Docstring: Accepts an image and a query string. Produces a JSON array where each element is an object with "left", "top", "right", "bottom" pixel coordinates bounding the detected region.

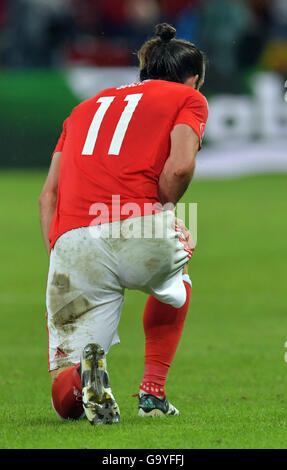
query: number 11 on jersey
[{"left": 82, "top": 93, "right": 143, "bottom": 156}]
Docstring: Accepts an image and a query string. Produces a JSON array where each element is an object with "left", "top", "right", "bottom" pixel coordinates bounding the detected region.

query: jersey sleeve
[
  {"left": 173, "top": 91, "right": 208, "bottom": 149},
  {"left": 52, "top": 117, "right": 69, "bottom": 156}
]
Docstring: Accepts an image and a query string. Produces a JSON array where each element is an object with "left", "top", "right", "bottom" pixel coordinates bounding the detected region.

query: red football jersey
[{"left": 49, "top": 79, "right": 208, "bottom": 249}]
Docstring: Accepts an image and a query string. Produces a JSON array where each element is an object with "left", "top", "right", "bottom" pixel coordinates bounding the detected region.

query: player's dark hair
[{"left": 138, "top": 23, "right": 206, "bottom": 89}]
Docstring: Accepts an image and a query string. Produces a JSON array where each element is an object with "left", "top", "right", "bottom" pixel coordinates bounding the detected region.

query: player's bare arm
[
  {"left": 158, "top": 123, "right": 199, "bottom": 206},
  {"left": 160, "top": 124, "right": 198, "bottom": 273},
  {"left": 39, "top": 151, "right": 61, "bottom": 254}
]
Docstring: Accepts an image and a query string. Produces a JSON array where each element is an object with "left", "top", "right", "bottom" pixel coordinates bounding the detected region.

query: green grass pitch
[{"left": 0, "top": 170, "right": 286, "bottom": 449}]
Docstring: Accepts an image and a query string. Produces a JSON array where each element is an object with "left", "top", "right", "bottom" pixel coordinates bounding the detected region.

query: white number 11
[{"left": 82, "top": 93, "right": 143, "bottom": 156}]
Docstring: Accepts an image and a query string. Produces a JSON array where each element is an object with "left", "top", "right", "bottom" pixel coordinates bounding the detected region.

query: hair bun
[{"left": 155, "top": 23, "right": 176, "bottom": 43}]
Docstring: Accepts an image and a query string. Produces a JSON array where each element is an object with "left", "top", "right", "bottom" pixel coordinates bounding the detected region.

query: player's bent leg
[
  {"left": 46, "top": 227, "right": 125, "bottom": 423},
  {"left": 113, "top": 212, "right": 192, "bottom": 416},
  {"left": 138, "top": 275, "right": 192, "bottom": 417}
]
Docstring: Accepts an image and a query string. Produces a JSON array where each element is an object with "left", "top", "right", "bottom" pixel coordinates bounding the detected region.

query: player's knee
[{"left": 51, "top": 366, "right": 83, "bottom": 420}]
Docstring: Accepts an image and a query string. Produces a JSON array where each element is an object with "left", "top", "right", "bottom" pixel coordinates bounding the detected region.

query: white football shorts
[{"left": 46, "top": 210, "right": 192, "bottom": 371}]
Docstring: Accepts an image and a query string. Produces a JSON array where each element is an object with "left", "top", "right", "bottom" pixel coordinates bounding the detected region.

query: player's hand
[{"left": 175, "top": 217, "right": 195, "bottom": 254}]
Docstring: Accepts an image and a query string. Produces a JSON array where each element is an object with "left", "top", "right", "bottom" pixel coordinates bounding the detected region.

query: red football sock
[
  {"left": 51, "top": 363, "right": 83, "bottom": 420},
  {"left": 141, "top": 281, "right": 191, "bottom": 397}
]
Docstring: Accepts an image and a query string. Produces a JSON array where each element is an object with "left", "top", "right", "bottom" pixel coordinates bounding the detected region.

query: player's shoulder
[
  {"left": 148, "top": 79, "right": 207, "bottom": 104},
  {"left": 176, "top": 83, "right": 208, "bottom": 107},
  {"left": 176, "top": 84, "right": 208, "bottom": 117}
]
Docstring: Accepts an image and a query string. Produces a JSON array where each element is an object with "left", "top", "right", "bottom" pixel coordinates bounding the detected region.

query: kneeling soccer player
[{"left": 39, "top": 23, "right": 208, "bottom": 424}]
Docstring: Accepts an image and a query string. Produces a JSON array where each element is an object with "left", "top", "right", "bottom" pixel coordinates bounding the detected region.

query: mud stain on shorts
[
  {"left": 52, "top": 272, "right": 70, "bottom": 292},
  {"left": 54, "top": 344, "right": 75, "bottom": 369},
  {"left": 53, "top": 295, "right": 93, "bottom": 333},
  {"left": 51, "top": 273, "right": 94, "bottom": 334},
  {"left": 144, "top": 257, "right": 160, "bottom": 271}
]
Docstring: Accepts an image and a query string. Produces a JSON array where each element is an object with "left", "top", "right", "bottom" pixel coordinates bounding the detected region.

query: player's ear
[{"left": 184, "top": 75, "right": 199, "bottom": 89}]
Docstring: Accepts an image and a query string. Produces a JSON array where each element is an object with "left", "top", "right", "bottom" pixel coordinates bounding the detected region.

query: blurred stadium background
[
  {"left": 1, "top": 0, "right": 287, "bottom": 449},
  {"left": 0, "top": 0, "right": 286, "bottom": 172}
]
